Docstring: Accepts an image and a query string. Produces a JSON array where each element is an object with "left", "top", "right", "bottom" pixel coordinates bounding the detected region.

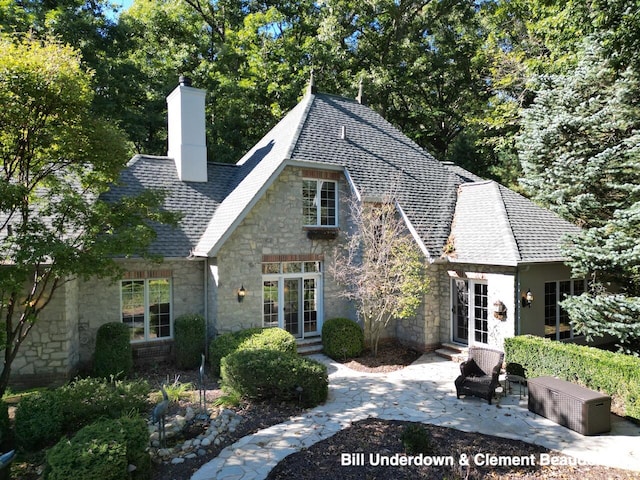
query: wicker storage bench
[{"left": 528, "top": 376, "right": 611, "bottom": 435}]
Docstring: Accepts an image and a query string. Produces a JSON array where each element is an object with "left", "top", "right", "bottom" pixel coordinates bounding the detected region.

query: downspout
[{"left": 204, "top": 257, "right": 209, "bottom": 358}]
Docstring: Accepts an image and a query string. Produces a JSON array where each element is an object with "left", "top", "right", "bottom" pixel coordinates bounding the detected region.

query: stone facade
[
  {"left": 76, "top": 259, "right": 206, "bottom": 369},
  {"left": 11, "top": 278, "right": 80, "bottom": 389},
  {"left": 213, "top": 165, "right": 354, "bottom": 335}
]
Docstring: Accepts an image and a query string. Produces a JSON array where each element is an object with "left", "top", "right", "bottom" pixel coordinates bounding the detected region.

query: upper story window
[
  {"left": 544, "top": 279, "right": 586, "bottom": 340},
  {"left": 303, "top": 179, "right": 337, "bottom": 227},
  {"left": 121, "top": 276, "right": 172, "bottom": 342}
]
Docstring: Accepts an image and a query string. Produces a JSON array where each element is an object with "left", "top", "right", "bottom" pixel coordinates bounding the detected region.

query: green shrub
[
  {"left": 56, "top": 377, "right": 151, "bottom": 432},
  {"left": 322, "top": 317, "right": 364, "bottom": 360},
  {"left": 14, "top": 377, "right": 150, "bottom": 452},
  {"left": 0, "top": 400, "right": 12, "bottom": 451},
  {"left": 14, "top": 390, "right": 63, "bottom": 451},
  {"left": 505, "top": 335, "right": 640, "bottom": 422},
  {"left": 209, "top": 327, "right": 296, "bottom": 376},
  {"left": 221, "top": 349, "right": 328, "bottom": 407},
  {"left": 402, "top": 424, "right": 433, "bottom": 455},
  {"left": 93, "top": 322, "right": 133, "bottom": 378},
  {"left": 174, "top": 314, "right": 206, "bottom": 369},
  {"left": 46, "top": 416, "right": 150, "bottom": 480}
]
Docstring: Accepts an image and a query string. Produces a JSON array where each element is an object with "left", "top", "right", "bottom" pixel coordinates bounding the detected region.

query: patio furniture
[
  {"left": 455, "top": 347, "right": 504, "bottom": 405},
  {"left": 505, "top": 362, "right": 527, "bottom": 398},
  {"left": 528, "top": 376, "right": 611, "bottom": 435}
]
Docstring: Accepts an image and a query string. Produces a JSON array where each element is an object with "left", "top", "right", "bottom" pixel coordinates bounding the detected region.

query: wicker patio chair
[{"left": 454, "top": 347, "right": 505, "bottom": 405}]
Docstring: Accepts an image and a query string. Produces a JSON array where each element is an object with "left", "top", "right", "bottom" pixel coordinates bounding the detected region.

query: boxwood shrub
[
  {"left": 46, "top": 416, "right": 150, "bottom": 480},
  {"left": 209, "top": 327, "right": 296, "bottom": 376},
  {"left": 14, "top": 390, "right": 64, "bottom": 451},
  {"left": 93, "top": 322, "right": 133, "bottom": 378},
  {"left": 14, "top": 377, "right": 150, "bottom": 452},
  {"left": 505, "top": 335, "right": 640, "bottom": 421},
  {"left": 174, "top": 314, "right": 206, "bottom": 369},
  {"left": 221, "top": 349, "right": 328, "bottom": 407},
  {"left": 322, "top": 317, "right": 364, "bottom": 360}
]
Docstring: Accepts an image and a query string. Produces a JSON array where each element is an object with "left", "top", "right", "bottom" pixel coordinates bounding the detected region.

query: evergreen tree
[{"left": 518, "top": 43, "right": 640, "bottom": 352}]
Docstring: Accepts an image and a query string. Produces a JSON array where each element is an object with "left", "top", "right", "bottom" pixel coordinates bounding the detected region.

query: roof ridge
[
  {"left": 493, "top": 182, "right": 522, "bottom": 262},
  {"left": 284, "top": 93, "right": 315, "bottom": 160}
]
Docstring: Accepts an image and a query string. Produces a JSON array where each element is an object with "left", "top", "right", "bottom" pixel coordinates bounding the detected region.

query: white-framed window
[
  {"left": 303, "top": 179, "right": 337, "bottom": 227},
  {"left": 262, "top": 260, "right": 322, "bottom": 338},
  {"left": 544, "top": 279, "right": 586, "bottom": 340},
  {"left": 121, "top": 278, "right": 172, "bottom": 342}
]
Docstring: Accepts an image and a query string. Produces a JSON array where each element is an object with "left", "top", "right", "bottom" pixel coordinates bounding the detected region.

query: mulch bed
[{"left": 13, "top": 343, "right": 640, "bottom": 480}]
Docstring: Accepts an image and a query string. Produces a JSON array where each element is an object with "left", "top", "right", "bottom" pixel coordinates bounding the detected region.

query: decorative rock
[
  {"left": 171, "top": 457, "right": 185, "bottom": 465},
  {"left": 185, "top": 407, "right": 195, "bottom": 421},
  {"left": 197, "top": 449, "right": 207, "bottom": 457},
  {"left": 182, "top": 439, "right": 193, "bottom": 451},
  {"left": 201, "top": 437, "right": 211, "bottom": 447},
  {"left": 186, "top": 453, "right": 197, "bottom": 459}
]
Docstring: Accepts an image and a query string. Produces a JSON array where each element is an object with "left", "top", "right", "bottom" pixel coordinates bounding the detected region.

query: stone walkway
[{"left": 191, "top": 353, "right": 640, "bottom": 480}]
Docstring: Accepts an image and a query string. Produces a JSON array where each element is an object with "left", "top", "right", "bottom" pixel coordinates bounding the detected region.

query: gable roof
[
  {"left": 107, "top": 89, "right": 579, "bottom": 266},
  {"left": 194, "top": 92, "right": 462, "bottom": 258}
]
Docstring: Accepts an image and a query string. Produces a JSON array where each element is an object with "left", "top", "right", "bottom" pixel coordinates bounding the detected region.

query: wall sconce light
[
  {"left": 493, "top": 300, "right": 507, "bottom": 320},
  {"left": 521, "top": 289, "right": 534, "bottom": 308},
  {"left": 237, "top": 285, "right": 246, "bottom": 303}
]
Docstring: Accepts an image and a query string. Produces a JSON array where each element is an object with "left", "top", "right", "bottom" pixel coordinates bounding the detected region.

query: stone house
[{"left": 10, "top": 78, "right": 589, "bottom": 388}]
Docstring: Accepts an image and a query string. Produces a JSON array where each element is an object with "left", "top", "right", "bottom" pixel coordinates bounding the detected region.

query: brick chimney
[{"left": 166, "top": 76, "right": 208, "bottom": 182}]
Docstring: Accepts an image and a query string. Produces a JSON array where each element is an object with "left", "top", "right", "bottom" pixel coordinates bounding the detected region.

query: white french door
[{"left": 451, "top": 279, "right": 488, "bottom": 345}]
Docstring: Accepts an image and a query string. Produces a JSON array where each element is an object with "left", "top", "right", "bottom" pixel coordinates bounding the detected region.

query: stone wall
[
  {"left": 10, "top": 278, "right": 80, "bottom": 390},
  {"left": 214, "top": 165, "right": 354, "bottom": 334},
  {"left": 77, "top": 259, "right": 205, "bottom": 369}
]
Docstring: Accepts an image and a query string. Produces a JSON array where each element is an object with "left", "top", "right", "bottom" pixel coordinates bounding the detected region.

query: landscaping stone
[{"left": 148, "top": 406, "right": 243, "bottom": 464}]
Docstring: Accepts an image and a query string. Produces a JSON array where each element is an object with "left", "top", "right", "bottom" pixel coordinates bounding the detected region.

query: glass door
[
  {"left": 452, "top": 279, "right": 469, "bottom": 344},
  {"left": 284, "top": 278, "right": 301, "bottom": 337}
]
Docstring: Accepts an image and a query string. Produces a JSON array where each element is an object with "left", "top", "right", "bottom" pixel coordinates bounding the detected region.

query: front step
[
  {"left": 435, "top": 342, "right": 468, "bottom": 362},
  {"left": 296, "top": 337, "right": 323, "bottom": 356}
]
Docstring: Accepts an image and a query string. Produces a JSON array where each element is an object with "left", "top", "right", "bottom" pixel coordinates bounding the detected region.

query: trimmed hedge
[
  {"left": 174, "top": 314, "right": 206, "bottom": 369},
  {"left": 505, "top": 335, "right": 640, "bottom": 421},
  {"left": 209, "top": 327, "right": 296, "bottom": 376},
  {"left": 221, "top": 349, "right": 328, "bottom": 407},
  {"left": 15, "top": 377, "right": 150, "bottom": 452},
  {"left": 322, "top": 317, "right": 364, "bottom": 360},
  {"left": 46, "top": 416, "right": 150, "bottom": 480},
  {"left": 93, "top": 322, "right": 133, "bottom": 378}
]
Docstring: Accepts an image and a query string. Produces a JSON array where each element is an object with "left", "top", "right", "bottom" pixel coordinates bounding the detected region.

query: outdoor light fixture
[
  {"left": 521, "top": 289, "right": 534, "bottom": 308},
  {"left": 237, "top": 285, "right": 246, "bottom": 303}
]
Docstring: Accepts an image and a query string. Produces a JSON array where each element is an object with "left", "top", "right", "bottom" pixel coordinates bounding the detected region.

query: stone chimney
[{"left": 166, "top": 76, "right": 208, "bottom": 182}]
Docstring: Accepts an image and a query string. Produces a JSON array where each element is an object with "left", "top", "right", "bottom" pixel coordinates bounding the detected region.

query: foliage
[
  {"left": 401, "top": 424, "right": 433, "bottom": 455},
  {"left": 0, "top": 35, "right": 176, "bottom": 397},
  {"left": 151, "top": 376, "right": 193, "bottom": 403},
  {"left": 174, "top": 314, "right": 206, "bottom": 369},
  {"left": 14, "top": 377, "right": 150, "bottom": 451},
  {"left": 0, "top": 399, "right": 10, "bottom": 450},
  {"left": 93, "top": 322, "right": 133, "bottom": 378},
  {"left": 14, "top": 390, "right": 64, "bottom": 451},
  {"left": 220, "top": 349, "right": 328, "bottom": 407},
  {"left": 504, "top": 335, "right": 640, "bottom": 422},
  {"left": 321, "top": 317, "right": 364, "bottom": 360},
  {"left": 209, "top": 327, "right": 296, "bottom": 376},
  {"left": 45, "top": 416, "right": 150, "bottom": 480},
  {"left": 330, "top": 194, "right": 430, "bottom": 355},
  {"left": 518, "top": 44, "right": 640, "bottom": 351}
]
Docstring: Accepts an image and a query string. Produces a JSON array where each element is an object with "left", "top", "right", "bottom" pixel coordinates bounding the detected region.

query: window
[
  {"left": 121, "top": 278, "right": 172, "bottom": 342},
  {"left": 544, "top": 279, "right": 586, "bottom": 340},
  {"left": 303, "top": 179, "right": 337, "bottom": 227},
  {"left": 473, "top": 282, "right": 489, "bottom": 344}
]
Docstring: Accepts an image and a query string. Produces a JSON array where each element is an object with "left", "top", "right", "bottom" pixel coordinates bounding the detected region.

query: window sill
[{"left": 304, "top": 227, "right": 339, "bottom": 240}]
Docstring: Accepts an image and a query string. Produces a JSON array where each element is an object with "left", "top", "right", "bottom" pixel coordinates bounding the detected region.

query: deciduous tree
[
  {"left": 330, "top": 193, "right": 430, "bottom": 356},
  {"left": 0, "top": 36, "right": 175, "bottom": 396}
]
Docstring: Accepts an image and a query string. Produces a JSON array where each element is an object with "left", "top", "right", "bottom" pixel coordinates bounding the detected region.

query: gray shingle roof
[
  {"left": 108, "top": 90, "right": 578, "bottom": 264},
  {"left": 102, "top": 155, "right": 239, "bottom": 258},
  {"left": 448, "top": 180, "right": 580, "bottom": 265},
  {"left": 289, "top": 94, "right": 462, "bottom": 258}
]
